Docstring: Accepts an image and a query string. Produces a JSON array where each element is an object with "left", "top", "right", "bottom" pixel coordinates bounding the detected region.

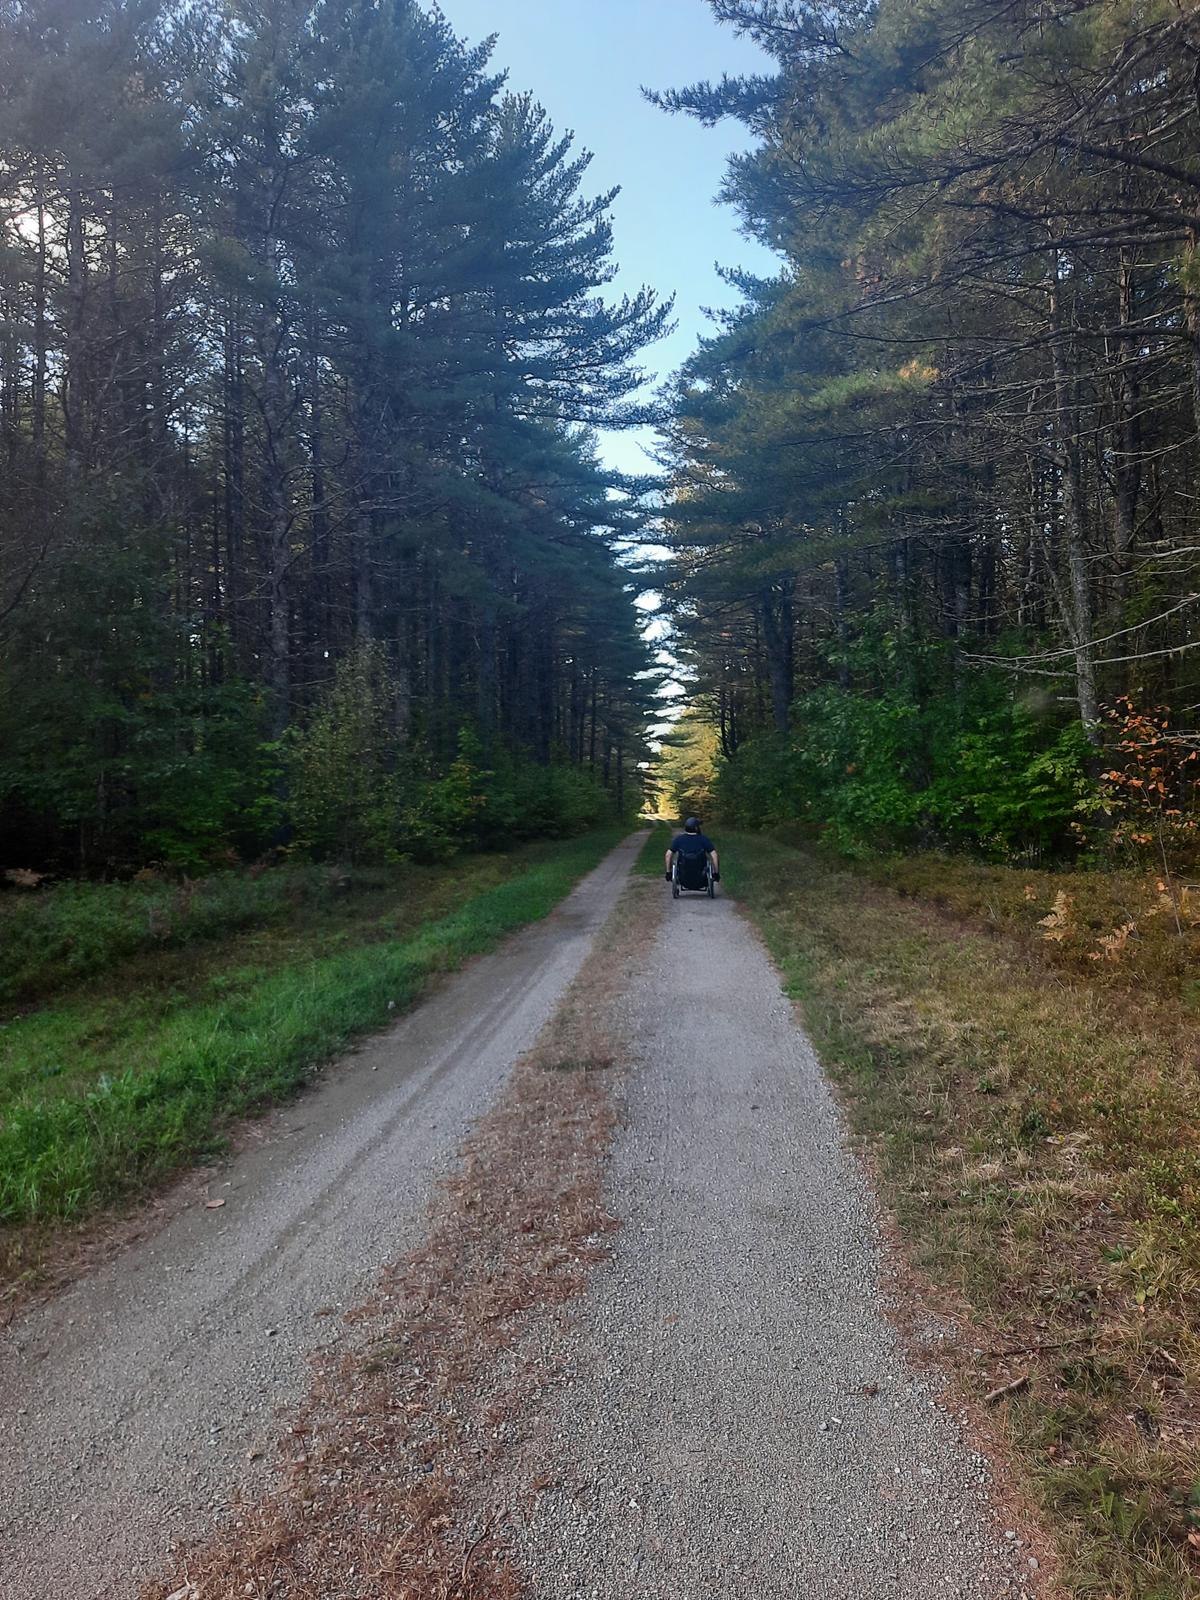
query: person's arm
[
  {"left": 664, "top": 846, "right": 674, "bottom": 880},
  {"left": 709, "top": 848, "right": 719, "bottom": 879}
]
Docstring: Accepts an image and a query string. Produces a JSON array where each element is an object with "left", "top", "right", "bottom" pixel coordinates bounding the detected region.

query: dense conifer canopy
[{"left": 0, "top": 0, "right": 670, "bottom": 869}]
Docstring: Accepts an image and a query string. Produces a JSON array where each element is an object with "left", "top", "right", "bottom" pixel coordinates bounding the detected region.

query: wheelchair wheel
[
  {"left": 707, "top": 876, "right": 716, "bottom": 898},
  {"left": 672, "top": 878, "right": 680, "bottom": 899}
]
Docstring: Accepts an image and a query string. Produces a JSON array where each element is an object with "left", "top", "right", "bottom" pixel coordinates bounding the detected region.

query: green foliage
[
  {"left": 656, "top": 0, "right": 1200, "bottom": 878},
  {"left": 712, "top": 648, "right": 1093, "bottom": 859},
  {"left": 288, "top": 643, "right": 407, "bottom": 862},
  {"left": 0, "top": 661, "right": 276, "bottom": 876},
  {"left": 0, "top": 531, "right": 274, "bottom": 873},
  {"left": 0, "top": 0, "right": 660, "bottom": 880},
  {"left": 399, "top": 750, "right": 487, "bottom": 862},
  {"left": 288, "top": 658, "right": 622, "bottom": 865},
  {"left": 652, "top": 713, "right": 720, "bottom": 822},
  {"left": 0, "top": 863, "right": 399, "bottom": 1009},
  {"left": 407, "top": 739, "right": 620, "bottom": 860},
  {"left": 927, "top": 714, "right": 1094, "bottom": 859}
]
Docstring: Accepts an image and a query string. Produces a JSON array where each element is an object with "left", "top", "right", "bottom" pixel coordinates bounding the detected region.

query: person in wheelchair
[{"left": 664, "top": 817, "right": 720, "bottom": 895}]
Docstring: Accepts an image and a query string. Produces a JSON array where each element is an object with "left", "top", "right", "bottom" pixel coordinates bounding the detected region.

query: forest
[
  {"left": 656, "top": 0, "right": 1200, "bottom": 864},
  {"left": 11, "top": 0, "right": 1199, "bottom": 880},
  {"left": 0, "top": 0, "right": 668, "bottom": 875},
  {"left": 7, "top": 7, "right": 1200, "bottom": 1592}
]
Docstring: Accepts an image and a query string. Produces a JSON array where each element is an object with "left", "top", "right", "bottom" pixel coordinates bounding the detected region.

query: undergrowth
[
  {"left": 860, "top": 850, "right": 1200, "bottom": 1000},
  {"left": 0, "top": 863, "right": 411, "bottom": 1009},
  {"left": 726, "top": 833, "right": 1200, "bottom": 1600},
  {"left": 0, "top": 828, "right": 626, "bottom": 1241}
]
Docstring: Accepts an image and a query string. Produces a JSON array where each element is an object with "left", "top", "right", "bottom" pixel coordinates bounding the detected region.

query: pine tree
[{"left": 0, "top": 0, "right": 665, "bottom": 868}]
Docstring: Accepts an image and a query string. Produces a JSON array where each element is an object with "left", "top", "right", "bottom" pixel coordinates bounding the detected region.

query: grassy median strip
[
  {"left": 636, "top": 824, "right": 672, "bottom": 876},
  {"left": 726, "top": 832, "right": 1200, "bottom": 1600},
  {"left": 0, "top": 829, "right": 627, "bottom": 1234}
]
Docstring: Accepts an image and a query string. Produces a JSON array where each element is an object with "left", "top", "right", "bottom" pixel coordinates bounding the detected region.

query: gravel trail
[
  {"left": 0, "top": 833, "right": 644, "bottom": 1600},
  {"left": 518, "top": 885, "right": 1037, "bottom": 1600}
]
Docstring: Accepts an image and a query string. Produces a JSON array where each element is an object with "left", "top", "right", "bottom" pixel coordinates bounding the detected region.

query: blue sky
[{"left": 437, "top": 0, "right": 779, "bottom": 477}]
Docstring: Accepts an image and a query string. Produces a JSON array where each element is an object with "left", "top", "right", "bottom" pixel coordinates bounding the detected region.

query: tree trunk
[
  {"left": 1182, "top": 232, "right": 1200, "bottom": 452},
  {"left": 1111, "top": 245, "right": 1141, "bottom": 615},
  {"left": 221, "top": 302, "right": 241, "bottom": 634},
  {"left": 308, "top": 318, "right": 331, "bottom": 650},
  {"left": 32, "top": 170, "right": 47, "bottom": 491},
  {"left": 63, "top": 188, "right": 87, "bottom": 477},
  {"left": 760, "top": 591, "right": 793, "bottom": 732},
  {"left": 890, "top": 539, "right": 911, "bottom": 636},
  {"left": 833, "top": 559, "right": 851, "bottom": 689},
  {"left": 1050, "top": 262, "right": 1101, "bottom": 743},
  {"left": 355, "top": 506, "right": 373, "bottom": 643},
  {"left": 261, "top": 324, "right": 293, "bottom": 739},
  {"left": 476, "top": 599, "right": 497, "bottom": 745}
]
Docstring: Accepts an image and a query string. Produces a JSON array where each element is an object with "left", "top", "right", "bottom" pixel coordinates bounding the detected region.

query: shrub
[
  {"left": 405, "top": 741, "right": 617, "bottom": 859},
  {"left": 0, "top": 661, "right": 274, "bottom": 875},
  {"left": 711, "top": 651, "right": 1093, "bottom": 859},
  {"left": 291, "top": 676, "right": 621, "bottom": 865}
]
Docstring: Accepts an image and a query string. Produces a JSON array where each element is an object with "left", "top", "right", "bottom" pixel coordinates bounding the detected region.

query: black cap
[{"left": 684, "top": 817, "right": 700, "bottom": 832}]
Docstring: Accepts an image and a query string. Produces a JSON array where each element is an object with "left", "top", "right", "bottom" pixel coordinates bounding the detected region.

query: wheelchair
[{"left": 672, "top": 850, "right": 716, "bottom": 900}]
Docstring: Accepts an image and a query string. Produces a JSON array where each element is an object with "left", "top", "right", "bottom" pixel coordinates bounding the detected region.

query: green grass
[
  {"left": 0, "top": 828, "right": 627, "bottom": 1232},
  {"left": 635, "top": 824, "right": 672, "bottom": 876},
  {"left": 0, "top": 863, "right": 411, "bottom": 1008},
  {"left": 725, "top": 831, "right": 1200, "bottom": 1600}
]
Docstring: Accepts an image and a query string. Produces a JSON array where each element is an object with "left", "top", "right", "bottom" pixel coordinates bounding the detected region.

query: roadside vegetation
[
  {"left": 635, "top": 825, "right": 674, "bottom": 878},
  {"left": 2, "top": 861, "right": 412, "bottom": 1011},
  {"left": 724, "top": 831, "right": 1200, "bottom": 1600},
  {"left": 0, "top": 828, "right": 628, "bottom": 1298},
  {"left": 654, "top": 4, "right": 1200, "bottom": 850},
  {"left": 2, "top": 736, "right": 624, "bottom": 1012}
]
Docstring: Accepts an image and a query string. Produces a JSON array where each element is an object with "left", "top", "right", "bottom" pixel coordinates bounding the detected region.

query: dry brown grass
[
  {"left": 864, "top": 849, "right": 1200, "bottom": 998},
  {"left": 145, "top": 878, "right": 661, "bottom": 1600}
]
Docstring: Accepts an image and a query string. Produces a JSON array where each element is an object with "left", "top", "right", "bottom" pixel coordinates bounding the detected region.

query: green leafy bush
[
  {"left": 0, "top": 660, "right": 274, "bottom": 875},
  {"left": 926, "top": 714, "right": 1093, "bottom": 856},
  {"left": 713, "top": 647, "right": 1093, "bottom": 859},
  {"left": 289, "top": 657, "right": 621, "bottom": 864},
  {"left": 475, "top": 754, "right": 617, "bottom": 845},
  {"left": 0, "top": 527, "right": 277, "bottom": 874},
  {"left": 402, "top": 739, "right": 618, "bottom": 860}
]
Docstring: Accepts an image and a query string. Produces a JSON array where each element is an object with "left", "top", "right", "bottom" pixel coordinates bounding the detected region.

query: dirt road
[
  {"left": 515, "top": 883, "right": 1032, "bottom": 1599},
  {"left": 0, "top": 835, "right": 645, "bottom": 1599},
  {"left": 1, "top": 838, "right": 1033, "bottom": 1599}
]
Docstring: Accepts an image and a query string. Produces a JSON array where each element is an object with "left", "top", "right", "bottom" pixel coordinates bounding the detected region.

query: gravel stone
[{"left": 516, "top": 889, "right": 1029, "bottom": 1598}]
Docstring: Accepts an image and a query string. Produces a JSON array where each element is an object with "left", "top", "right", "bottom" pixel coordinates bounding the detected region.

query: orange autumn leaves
[{"left": 1099, "top": 697, "right": 1200, "bottom": 848}]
